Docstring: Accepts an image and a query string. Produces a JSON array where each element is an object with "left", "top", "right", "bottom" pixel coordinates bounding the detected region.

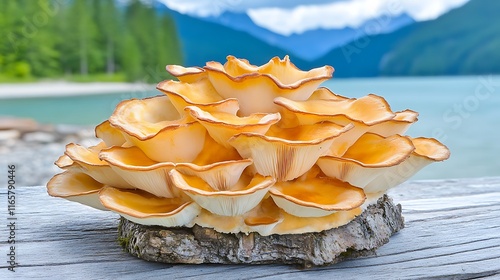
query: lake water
[{"left": 1, "top": 75, "right": 499, "bottom": 180}]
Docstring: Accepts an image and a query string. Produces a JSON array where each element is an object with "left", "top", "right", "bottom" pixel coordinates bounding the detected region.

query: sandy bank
[{"left": 0, "top": 81, "right": 156, "bottom": 99}]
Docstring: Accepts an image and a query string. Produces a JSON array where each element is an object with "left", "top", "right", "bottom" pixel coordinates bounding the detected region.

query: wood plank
[{"left": 1, "top": 177, "right": 499, "bottom": 279}]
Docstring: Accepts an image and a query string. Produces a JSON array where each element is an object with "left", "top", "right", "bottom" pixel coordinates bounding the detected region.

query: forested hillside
[
  {"left": 2, "top": 0, "right": 497, "bottom": 81},
  {"left": 160, "top": 7, "right": 304, "bottom": 68},
  {"left": 309, "top": 0, "right": 500, "bottom": 77},
  {"left": 0, "top": 0, "right": 182, "bottom": 82},
  {"left": 381, "top": 0, "right": 500, "bottom": 76}
]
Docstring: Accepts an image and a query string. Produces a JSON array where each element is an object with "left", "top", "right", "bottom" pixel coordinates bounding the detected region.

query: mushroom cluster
[{"left": 47, "top": 56, "right": 450, "bottom": 235}]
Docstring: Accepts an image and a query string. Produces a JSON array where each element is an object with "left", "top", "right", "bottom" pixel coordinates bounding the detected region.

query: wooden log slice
[{"left": 118, "top": 195, "right": 404, "bottom": 267}]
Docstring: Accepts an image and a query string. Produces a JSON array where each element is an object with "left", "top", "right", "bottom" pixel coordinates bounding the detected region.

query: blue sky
[{"left": 159, "top": 0, "right": 470, "bottom": 35}]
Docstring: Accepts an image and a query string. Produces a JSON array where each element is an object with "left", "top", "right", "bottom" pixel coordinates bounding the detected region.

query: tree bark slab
[{"left": 118, "top": 195, "right": 404, "bottom": 266}]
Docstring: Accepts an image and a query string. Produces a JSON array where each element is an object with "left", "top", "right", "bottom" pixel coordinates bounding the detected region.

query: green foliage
[
  {"left": 0, "top": 0, "right": 183, "bottom": 82},
  {"left": 9, "top": 61, "right": 31, "bottom": 78},
  {"left": 120, "top": 34, "right": 143, "bottom": 81}
]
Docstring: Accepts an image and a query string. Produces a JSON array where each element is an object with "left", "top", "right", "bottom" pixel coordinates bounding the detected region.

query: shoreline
[
  {"left": 0, "top": 81, "right": 156, "bottom": 99},
  {"left": 1, "top": 75, "right": 497, "bottom": 99}
]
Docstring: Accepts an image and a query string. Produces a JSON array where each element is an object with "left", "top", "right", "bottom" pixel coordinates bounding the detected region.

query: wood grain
[{"left": 1, "top": 177, "right": 499, "bottom": 279}]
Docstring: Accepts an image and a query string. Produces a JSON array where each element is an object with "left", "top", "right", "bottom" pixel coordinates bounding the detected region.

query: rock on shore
[{"left": 0, "top": 117, "right": 98, "bottom": 186}]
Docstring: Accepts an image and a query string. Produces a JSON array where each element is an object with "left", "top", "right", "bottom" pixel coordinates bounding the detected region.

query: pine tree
[{"left": 0, "top": 0, "right": 184, "bottom": 82}]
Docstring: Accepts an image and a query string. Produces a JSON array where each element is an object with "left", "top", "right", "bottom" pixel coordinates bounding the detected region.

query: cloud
[
  {"left": 399, "top": 0, "right": 469, "bottom": 20},
  {"left": 248, "top": 0, "right": 388, "bottom": 35},
  {"left": 248, "top": 0, "right": 470, "bottom": 35},
  {"left": 159, "top": 0, "right": 470, "bottom": 35},
  {"left": 158, "top": 0, "right": 345, "bottom": 17}
]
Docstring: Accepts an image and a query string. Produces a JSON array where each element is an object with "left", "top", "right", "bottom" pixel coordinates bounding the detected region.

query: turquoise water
[
  {"left": 1, "top": 75, "right": 499, "bottom": 180},
  {"left": 324, "top": 75, "right": 500, "bottom": 180},
  {"left": 0, "top": 90, "right": 159, "bottom": 125}
]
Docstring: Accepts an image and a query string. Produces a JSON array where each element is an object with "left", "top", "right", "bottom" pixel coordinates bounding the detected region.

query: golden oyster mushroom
[
  {"left": 99, "top": 186, "right": 200, "bottom": 227},
  {"left": 269, "top": 177, "right": 366, "bottom": 217},
  {"left": 175, "top": 135, "right": 253, "bottom": 191},
  {"left": 275, "top": 93, "right": 395, "bottom": 126},
  {"left": 272, "top": 204, "right": 363, "bottom": 234},
  {"left": 156, "top": 79, "right": 239, "bottom": 116},
  {"left": 317, "top": 133, "right": 415, "bottom": 189},
  {"left": 185, "top": 105, "right": 281, "bottom": 148},
  {"left": 194, "top": 195, "right": 365, "bottom": 235},
  {"left": 95, "top": 120, "right": 127, "bottom": 147},
  {"left": 99, "top": 146, "right": 178, "bottom": 198},
  {"left": 364, "top": 137, "right": 450, "bottom": 193},
  {"left": 369, "top": 109, "right": 419, "bottom": 137},
  {"left": 189, "top": 132, "right": 243, "bottom": 164},
  {"left": 109, "top": 95, "right": 206, "bottom": 162},
  {"left": 165, "top": 64, "right": 205, "bottom": 83},
  {"left": 308, "top": 87, "right": 349, "bottom": 101},
  {"left": 176, "top": 159, "right": 253, "bottom": 193},
  {"left": 187, "top": 197, "right": 284, "bottom": 236},
  {"left": 55, "top": 154, "right": 74, "bottom": 169},
  {"left": 169, "top": 169, "right": 275, "bottom": 216},
  {"left": 64, "top": 142, "right": 132, "bottom": 189},
  {"left": 204, "top": 55, "right": 334, "bottom": 115},
  {"left": 229, "top": 122, "right": 353, "bottom": 181},
  {"left": 44, "top": 55, "right": 453, "bottom": 236},
  {"left": 47, "top": 167, "right": 107, "bottom": 211},
  {"left": 243, "top": 198, "right": 284, "bottom": 236},
  {"left": 274, "top": 94, "right": 397, "bottom": 155}
]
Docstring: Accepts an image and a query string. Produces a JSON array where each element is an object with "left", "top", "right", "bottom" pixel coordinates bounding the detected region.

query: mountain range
[
  {"left": 158, "top": 0, "right": 500, "bottom": 77},
  {"left": 200, "top": 11, "right": 415, "bottom": 61}
]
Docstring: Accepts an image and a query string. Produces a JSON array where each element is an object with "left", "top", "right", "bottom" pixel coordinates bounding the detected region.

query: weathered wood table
[{"left": 2, "top": 177, "right": 499, "bottom": 279}]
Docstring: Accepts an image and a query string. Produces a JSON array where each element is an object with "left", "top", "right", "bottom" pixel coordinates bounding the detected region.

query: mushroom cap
[
  {"left": 185, "top": 105, "right": 281, "bottom": 148},
  {"left": 269, "top": 177, "right": 366, "bottom": 217},
  {"left": 229, "top": 122, "right": 352, "bottom": 181},
  {"left": 189, "top": 127, "right": 244, "bottom": 164},
  {"left": 55, "top": 154, "right": 74, "bottom": 169},
  {"left": 109, "top": 95, "right": 207, "bottom": 162},
  {"left": 95, "top": 120, "right": 127, "bottom": 147},
  {"left": 368, "top": 109, "right": 419, "bottom": 137},
  {"left": 99, "top": 186, "right": 200, "bottom": 227},
  {"left": 204, "top": 55, "right": 334, "bottom": 115},
  {"left": 176, "top": 159, "right": 253, "bottom": 192},
  {"left": 276, "top": 87, "right": 350, "bottom": 128},
  {"left": 412, "top": 137, "right": 450, "bottom": 161},
  {"left": 363, "top": 137, "right": 450, "bottom": 193},
  {"left": 243, "top": 198, "right": 283, "bottom": 236},
  {"left": 110, "top": 95, "right": 182, "bottom": 139},
  {"left": 174, "top": 135, "right": 252, "bottom": 190},
  {"left": 169, "top": 169, "right": 275, "bottom": 216},
  {"left": 64, "top": 142, "right": 132, "bottom": 189},
  {"left": 274, "top": 94, "right": 396, "bottom": 126},
  {"left": 156, "top": 79, "right": 239, "bottom": 115},
  {"left": 308, "top": 87, "right": 349, "bottom": 101},
  {"left": 193, "top": 196, "right": 364, "bottom": 235},
  {"left": 317, "top": 133, "right": 415, "bottom": 188},
  {"left": 165, "top": 64, "right": 205, "bottom": 83},
  {"left": 99, "top": 146, "right": 179, "bottom": 198},
  {"left": 271, "top": 203, "right": 363, "bottom": 234},
  {"left": 47, "top": 168, "right": 107, "bottom": 211}
]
